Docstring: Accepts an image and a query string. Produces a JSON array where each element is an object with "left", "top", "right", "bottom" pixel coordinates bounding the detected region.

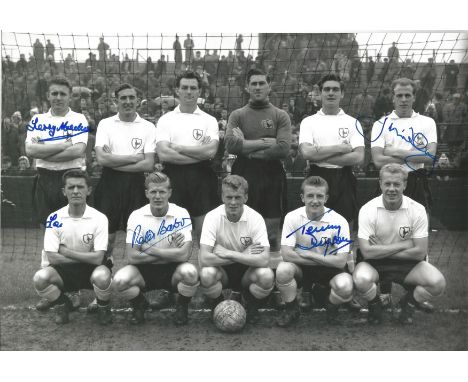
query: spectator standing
[
  {"left": 173, "top": 35, "right": 183, "bottom": 71},
  {"left": 1, "top": 117, "right": 21, "bottom": 167},
  {"left": 97, "top": 37, "right": 110, "bottom": 69},
  {"left": 366, "top": 56, "right": 375, "bottom": 85},
  {"left": 235, "top": 34, "right": 243, "bottom": 54},
  {"left": 420, "top": 58, "right": 437, "bottom": 96},
  {"left": 33, "top": 39, "right": 45, "bottom": 66},
  {"left": 373, "top": 88, "right": 393, "bottom": 119},
  {"left": 444, "top": 59, "right": 459, "bottom": 93},
  {"left": 183, "top": 34, "right": 194, "bottom": 63},
  {"left": 400, "top": 58, "right": 415, "bottom": 79},
  {"left": 45, "top": 40, "right": 55, "bottom": 60},
  {"left": 387, "top": 42, "right": 400, "bottom": 62}
]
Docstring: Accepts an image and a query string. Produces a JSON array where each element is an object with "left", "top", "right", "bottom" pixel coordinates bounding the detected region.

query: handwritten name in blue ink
[
  {"left": 45, "top": 213, "right": 63, "bottom": 228},
  {"left": 132, "top": 217, "right": 192, "bottom": 248},
  {"left": 27, "top": 117, "right": 89, "bottom": 142},
  {"left": 296, "top": 224, "right": 353, "bottom": 256},
  {"left": 355, "top": 115, "right": 437, "bottom": 173},
  {"left": 286, "top": 208, "right": 352, "bottom": 256}
]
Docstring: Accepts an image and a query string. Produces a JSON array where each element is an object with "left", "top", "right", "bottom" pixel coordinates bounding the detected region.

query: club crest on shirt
[
  {"left": 167, "top": 234, "right": 174, "bottom": 245},
  {"left": 414, "top": 134, "right": 426, "bottom": 147},
  {"left": 83, "top": 233, "right": 94, "bottom": 244},
  {"left": 261, "top": 119, "right": 274, "bottom": 129},
  {"left": 131, "top": 138, "right": 142, "bottom": 149},
  {"left": 399, "top": 226, "right": 411, "bottom": 239},
  {"left": 240, "top": 236, "right": 252, "bottom": 247},
  {"left": 339, "top": 127, "right": 349, "bottom": 138},
  {"left": 193, "top": 129, "right": 203, "bottom": 140}
]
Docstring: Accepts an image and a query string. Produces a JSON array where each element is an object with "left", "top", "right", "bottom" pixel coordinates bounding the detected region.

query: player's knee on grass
[
  {"left": 252, "top": 267, "right": 275, "bottom": 290},
  {"left": 113, "top": 268, "right": 135, "bottom": 292},
  {"left": 330, "top": 273, "right": 353, "bottom": 304},
  {"left": 35, "top": 283, "right": 61, "bottom": 302},
  {"left": 33, "top": 269, "right": 52, "bottom": 291},
  {"left": 91, "top": 265, "right": 112, "bottom": 290},
  {"left": 275, "top": 262, "right": 296, "bottom": 285},
  {"left": 200, "top": 267, "right": 220, "bottom": 287},
  {"left": 176, "top": 263, "right": 199, "bottom": 285},
  {"left": 353, "top": 265, "right": 377, "bottom": 293}
]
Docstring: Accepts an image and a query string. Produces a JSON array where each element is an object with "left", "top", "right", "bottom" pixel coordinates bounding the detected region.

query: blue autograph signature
[
  {"left": 45, "top": 213, "right": 63, "bottom": 228},
  {"left": 27, "top": 117, "right": 89, "bottom": 142},
  {"left": 286, "top": 209, "right": 353, "bottom": 256},
  {"left": 355, "top": 115, "right": 438, "bottom": 174},
  {"left": 131, "top": 217, "right": 192, "bottom": 249}
]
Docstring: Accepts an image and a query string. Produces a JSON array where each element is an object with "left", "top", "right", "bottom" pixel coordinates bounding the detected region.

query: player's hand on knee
[
  {"left": 172, "top": 232, "right": 184, "bottom": 248},
  {"left": 244, "top": 243, "right": 264, "bottom": 256}
]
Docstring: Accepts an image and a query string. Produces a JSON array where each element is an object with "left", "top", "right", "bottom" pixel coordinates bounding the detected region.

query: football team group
[{"left": 28, "top": 68, "right": 446, "bottom": 328}]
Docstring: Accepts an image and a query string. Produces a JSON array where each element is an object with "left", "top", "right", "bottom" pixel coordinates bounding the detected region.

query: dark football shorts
[
  {"left": 52, "top": 263, "right": 104, "bottom": 292},
  {"left": 93, "top": 167, "right": 147, "bottom": 234},
  {"left": 136, "top": 263, "right": 180, "bottom": 292},
  {"left": 220, "top": 262, "right": 249, "bottom": 291},
  {"left": 307, "top": 165, "right": 358, "bottom": 222},
  {"left": 163, "top": 161, "right": 220, "bottom": 217},
  {"left": 296, "top": 265, "right": 347, "bottom": 289},
  {"left": 33, "top": 168, "right": 76, "bottom": 226},
  {"left": 374, "top": 168, "right": 431, "bottom": 210},
  {"left": 356, "top": 249, "right": 420, "bottom": 285},
  {"left": 231, "top": 156, "right": 287, "bottom": 219}
]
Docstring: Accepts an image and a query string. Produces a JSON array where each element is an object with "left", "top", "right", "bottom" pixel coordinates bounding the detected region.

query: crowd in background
[{"left": 2, "top": 34, "right": 468, "bottom": 177}]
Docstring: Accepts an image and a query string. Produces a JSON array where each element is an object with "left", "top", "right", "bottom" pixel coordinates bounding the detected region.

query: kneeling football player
[
  {"left": 33, "top": 170, "right": 112, "bottom": 325},
  {"left": 113, "top": 172, "right": 199, "bottom": 325},
  {"left": 199, "top": 175, "right": 274, "bottom": 324},
  {"left": 276, "top": 176, "right": 354, "bottom": 327},
  {"left": 353, "top": 164, "right": 445, "bottom": 324}
]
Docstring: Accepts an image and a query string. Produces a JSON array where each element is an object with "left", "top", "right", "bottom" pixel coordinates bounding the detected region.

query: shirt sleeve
[
  {"left": 411, "top": 205, "right": 429, "bottom": 239},
  {"left": 251, "top": 213, "right": 270, "bottom": 247},
  {"left": 224, "top": 110, "right": 244, "bottom": 155},
  {"left": 357, "top": 205, "right": 375, "bottom": 240},
  {"left": 370, "top": 118, "right": 386, "bottom": 148},
  {"left": 333, "top": 216, "right": 351, "bottom": 254},
  {"left": 143, "top": 122, "right": 157, "bottom": 153},
  {"left": 43, "top": 214, "right": 61, "bottom": 252},
  {"left": 206, "top": 116, "right": 219, "bottom": 141},
  {"left": 298, "top": 117, "right": 314, "bottom": 145},
  {"left": 93, "top": 215, "right": 109, "bottom": 251},
  {"left": 178, "top": 208, "right": 193, "bottom": 243},
  {"left": 262, "top": 109, "right": 291, "bottom": 160},
  {"left": 199, "top": 211, "right": 218, "bottom": 247},
  {"left": 24, "top": 116, "right": 37, "bottom": 144},
  {"left": 155, "top": 115, "right": 171, "bottom": 144},
  {"left": 71, "top": 114, "right": 89, "bottom": 145},
  {"left": 281, "top": 212, "right": 298, "bottom": 247},
  {"left": 94, "top": 120, "right": 109, "bottom": 148},
  {"left": 350, "top": 118, "right": 365, "bottom": 149},
  {"left": 423, "top": 116, "right": 437, "bottom": 144},
  {"left": 125, "top": 211, "right": 139, "bottom": 244}
]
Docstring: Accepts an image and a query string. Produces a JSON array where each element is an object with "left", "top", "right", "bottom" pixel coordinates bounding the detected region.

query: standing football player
[{"left": 224, "top": 68, "right": 291, "bottom": 264}]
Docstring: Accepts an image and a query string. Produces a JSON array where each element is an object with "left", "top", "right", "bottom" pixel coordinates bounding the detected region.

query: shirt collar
[
  {"left": 317, "top": 108, "right": 345, "bottom": 116},
  {"left": 299, "top": 206, "right": 332, "bottom": 222},
  {"left": 174, "top": 105, "right": 204, "bottom": 115},
  {"left": 142, "top": 203, "right": 177, "bottom": 217},
  {"left": 61, "top": 205, "right": 94, "bottom": 219},
  {"left": 112, "top": 112, "right": 143, "bottom": 123},
  {"left": 388, "top": 110, "right": 419, "bottom": 119},
  {"left": 221, "top": 206, "right": 248, "bottom": 222},
  {"left": 46, "top": 108, "right": 72, "bottom": 118},
  {"left": 377, "top": 195, "right": 409, "bottom": 209}
]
